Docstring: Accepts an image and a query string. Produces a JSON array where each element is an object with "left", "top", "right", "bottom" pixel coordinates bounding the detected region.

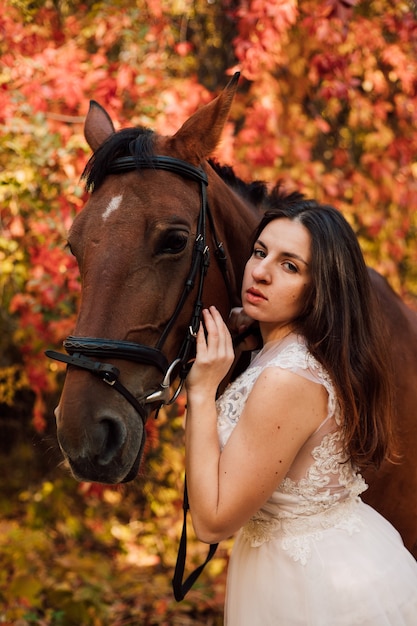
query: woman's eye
[
  {"left": 253, "top": 248, "right": 266, "bottom": 259},
  {"left": 283, "top": 261, "right": 298, "bottom": 273},
  {"left": 158, "top": 231, "right": 188, "bottom": 254}
]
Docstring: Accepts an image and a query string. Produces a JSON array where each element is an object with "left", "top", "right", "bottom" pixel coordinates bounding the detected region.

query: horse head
[{"left": 50, "top": 74, "right": 262, "bottom": 484}]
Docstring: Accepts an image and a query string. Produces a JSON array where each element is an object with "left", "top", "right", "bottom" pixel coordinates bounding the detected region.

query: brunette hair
[{"left": 253, "top": 189, "right": 395, "bottom": 469}]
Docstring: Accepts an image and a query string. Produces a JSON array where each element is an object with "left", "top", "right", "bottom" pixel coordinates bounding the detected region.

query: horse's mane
[
  {"left": 81, "top": 126, "right": 274, "bottom": 210},
  {"left": 265, "top": 184, "right": 306, "bottom": 210},
  {"left": 208, "top": 160, "right": 307, "bottom": 213},
  {"left": 207, "top": 159, "right": 270, "bottom": 208}
]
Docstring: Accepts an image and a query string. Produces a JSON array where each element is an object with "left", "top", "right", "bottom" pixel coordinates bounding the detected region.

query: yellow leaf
[{"left": 8, "top": 574, "right": 43, "bottom": 605}]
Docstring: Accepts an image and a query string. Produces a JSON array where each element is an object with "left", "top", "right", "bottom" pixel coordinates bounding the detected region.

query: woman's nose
[{"left": 252, "top": 259, "right": 270, "bottom": 282}]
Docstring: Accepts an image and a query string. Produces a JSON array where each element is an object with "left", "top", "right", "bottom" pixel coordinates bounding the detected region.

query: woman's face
[{"left": 241, "top": 218, "right": 312, "bottom": 343}]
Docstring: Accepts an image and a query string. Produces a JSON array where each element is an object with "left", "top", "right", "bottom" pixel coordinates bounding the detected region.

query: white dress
[{"left": 216, "top": 334, "right": 417, "bottom": 626}]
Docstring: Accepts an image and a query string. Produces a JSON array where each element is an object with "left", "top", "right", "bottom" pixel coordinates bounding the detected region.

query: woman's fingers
[
  {"left": 228, "top": 307, "right": 260, "bottom": 351},
  {"left": 203, "top": 307, "right": 232, "bottom": 357},
  {"left": 213, "top": 306, "right": 234, "bottom": 355},
  {"left": 187, "top": 307, "right": 234, "bottom": 392},
  {"left": 228, "top": 307, "right": 254, "bottom": 334},
  {"left": 195, "top": 308, "right": 234, "bottom": 369},
  {"left": 194, "top": 321, "right": 207, "bottom": 354}
]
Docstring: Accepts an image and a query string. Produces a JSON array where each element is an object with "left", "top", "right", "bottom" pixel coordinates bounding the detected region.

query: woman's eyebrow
[
  {"left": 281, "top": 251, "right": 309, "bottom": 266},
  {"left": 256, "top": 238, "right": 309, "bottom": 266}
]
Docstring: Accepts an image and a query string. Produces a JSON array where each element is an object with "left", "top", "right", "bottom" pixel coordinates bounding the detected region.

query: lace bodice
[{"left": 216, "top": 334, "right": 367, "bottom": 563}]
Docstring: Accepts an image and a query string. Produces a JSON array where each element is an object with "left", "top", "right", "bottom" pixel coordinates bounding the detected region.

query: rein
[{"left": 45, "top": 154, "right": 233, "bottom": 600}]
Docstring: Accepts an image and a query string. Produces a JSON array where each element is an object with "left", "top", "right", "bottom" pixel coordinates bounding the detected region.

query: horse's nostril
[{"left": 97, "top": 417, "right": 127, "bottom": 465}]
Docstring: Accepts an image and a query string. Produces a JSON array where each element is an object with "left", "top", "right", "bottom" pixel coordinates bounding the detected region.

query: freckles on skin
[{"left": 293, "top": 282, "right": 309, "bottom": 299}]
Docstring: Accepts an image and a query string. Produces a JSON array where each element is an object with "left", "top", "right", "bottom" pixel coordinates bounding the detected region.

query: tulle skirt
[{"left": 224, "top": 502, "right": 417, "bottom": 626}]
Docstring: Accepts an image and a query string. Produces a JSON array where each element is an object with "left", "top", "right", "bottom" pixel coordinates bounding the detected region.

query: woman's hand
[
  {"left": 186, "top": 306, "right": 235, "bottom": 397},
  {"left": 228, "top": 307, "right": 261, "bottom": 351}
]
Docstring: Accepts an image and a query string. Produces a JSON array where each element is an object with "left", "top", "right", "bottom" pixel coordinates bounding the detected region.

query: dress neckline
[{"left": 259, "top": 331, "right": 302, "bottom": 357}]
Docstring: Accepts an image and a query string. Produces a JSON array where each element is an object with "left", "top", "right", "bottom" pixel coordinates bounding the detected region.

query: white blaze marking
[{"left": 102, "top": 194, "right": 123, "bottom": 221}]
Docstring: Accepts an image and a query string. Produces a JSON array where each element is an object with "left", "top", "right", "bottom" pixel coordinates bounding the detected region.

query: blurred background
[{"left": 1, "top": 0, "right": 416, "bottom": 623}]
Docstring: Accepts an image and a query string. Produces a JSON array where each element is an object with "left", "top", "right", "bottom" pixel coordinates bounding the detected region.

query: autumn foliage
[
  {"left": 2, "top": 0, "right": 417, "bottom": 427},
  {"left": 1, "top": 0, "right": 417, "bottom": 622}
]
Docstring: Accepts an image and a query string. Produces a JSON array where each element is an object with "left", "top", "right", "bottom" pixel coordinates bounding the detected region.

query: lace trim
[
  {"left": 241, "top": 497, "right": 364, "bottom": 565},
  {"left": 279, "top": 430, "right": 368, "bottom": 503},
  {"left": 218, "top": 337, "right": 368, "bottom": 566},
  {"left": 217, "top": 340, "right": 339, "bottom": 431}
]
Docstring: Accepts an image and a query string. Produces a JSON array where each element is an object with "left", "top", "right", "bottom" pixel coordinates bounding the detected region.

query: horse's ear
[
  {"left": 84, "top": 100, "right": 116, "bottom": 152},
  {"left": 170, "top": 72, "right": 240, "bottom": 162}
]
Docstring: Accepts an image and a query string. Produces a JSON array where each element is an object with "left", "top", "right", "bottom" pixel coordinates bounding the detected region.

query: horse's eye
[{"left": 158, "top": 231, "right": 188, "bottom": 255}]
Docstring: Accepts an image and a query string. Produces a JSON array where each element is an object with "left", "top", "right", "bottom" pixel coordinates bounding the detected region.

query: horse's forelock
[{"left": 82, "top": 127, "right": 156, "bottom": 192}]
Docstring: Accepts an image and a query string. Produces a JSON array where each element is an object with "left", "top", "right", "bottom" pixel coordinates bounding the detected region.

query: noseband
[{"left": 46, "top": 155, "right": 232, "bottom": 424}]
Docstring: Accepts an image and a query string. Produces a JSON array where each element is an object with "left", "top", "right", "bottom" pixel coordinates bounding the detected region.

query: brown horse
[{"left": 48, "top": 74, "right": 417, "bottom": 558}]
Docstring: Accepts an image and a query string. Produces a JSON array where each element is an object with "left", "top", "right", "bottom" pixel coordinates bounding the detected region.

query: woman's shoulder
[{"left": 253, "top": 334, "right": 335, "bottom": 395}]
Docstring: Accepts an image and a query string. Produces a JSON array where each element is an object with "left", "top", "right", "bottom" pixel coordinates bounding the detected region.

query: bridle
[
  {"left": 46, "top": 154, "right": 233, "bottom": 423},
  {"left": 45, "top": 154, "right": 234, "bottom": 601}
]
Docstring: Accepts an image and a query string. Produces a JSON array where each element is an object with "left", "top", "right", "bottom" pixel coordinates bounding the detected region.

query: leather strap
[
  {"left": 109, "top": 155, "right": 208, "bottom": 186},
  {"left": 172, "top": 479, "right": 218, "bottom": 601},
  {"left": 45, "top": 349, "right": 149, "bottom": 423},
  {"left": 63, "top": 336, "right": 169, "bottom": 372}
]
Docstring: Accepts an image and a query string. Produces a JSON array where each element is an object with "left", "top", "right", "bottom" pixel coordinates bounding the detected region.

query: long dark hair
[{"left": 253, "top": 189, "right": 395, "bottom": 469}]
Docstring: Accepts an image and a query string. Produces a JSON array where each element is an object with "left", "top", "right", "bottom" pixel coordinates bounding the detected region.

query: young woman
[{"left": 185, "top": 196, "right": 417, "bottom": 625}]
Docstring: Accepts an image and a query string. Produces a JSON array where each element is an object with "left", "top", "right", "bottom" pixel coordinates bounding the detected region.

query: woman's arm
[{"left": 185, "top": 307, "right": 328, "bottom": 544}]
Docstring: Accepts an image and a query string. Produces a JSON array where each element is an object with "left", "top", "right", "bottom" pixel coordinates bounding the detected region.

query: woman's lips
[{"left": 245, "top": 287, "right": 267, "bottom": 304}]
